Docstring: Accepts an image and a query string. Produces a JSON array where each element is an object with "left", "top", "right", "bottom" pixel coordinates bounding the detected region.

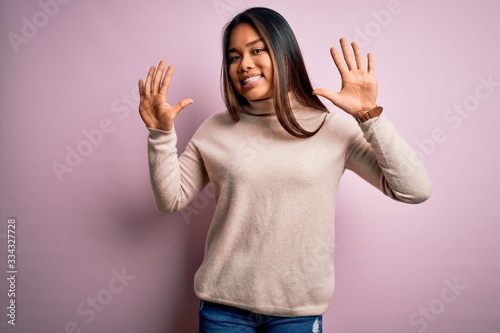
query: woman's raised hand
[
  {"left": 313, "top": 38, "right": 378, "bottom": 118},
  {"left": 138, "top": 60, "right": 193, "bottom": 131}
]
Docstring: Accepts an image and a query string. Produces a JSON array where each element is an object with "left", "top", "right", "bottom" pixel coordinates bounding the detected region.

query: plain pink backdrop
[{"left": 1, "top": 0, "right": 499, "bottom": 332}]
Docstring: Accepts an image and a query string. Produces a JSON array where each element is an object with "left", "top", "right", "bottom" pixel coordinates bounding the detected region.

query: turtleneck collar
[
  {"left": 241, "top": 92, "right": 306, "bottom": 117},
  {"left": 241, "top": 97, "right": 276, "bottom": 116}
]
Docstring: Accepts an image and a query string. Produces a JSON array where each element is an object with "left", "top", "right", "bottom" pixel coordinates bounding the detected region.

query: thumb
[
  {"left": 313, "top": 88, "right": 339, "bottom": 105},
  {"left": 173, "top": 98, "right": 194, "bottom": 114}
]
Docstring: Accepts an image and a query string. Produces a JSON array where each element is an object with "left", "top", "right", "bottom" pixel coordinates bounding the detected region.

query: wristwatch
[{"left": 355, "top": 106, "right": 383, "bottom": 123}]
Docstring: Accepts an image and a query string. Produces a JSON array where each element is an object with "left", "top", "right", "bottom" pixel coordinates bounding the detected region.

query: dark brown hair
[{"left": 221, "top": 7, "right": 328, "bottom": 138}]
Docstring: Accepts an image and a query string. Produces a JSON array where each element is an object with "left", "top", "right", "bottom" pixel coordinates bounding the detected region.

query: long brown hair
[{"left": 221, "top": 7, "right": 328, "bottom": 138}]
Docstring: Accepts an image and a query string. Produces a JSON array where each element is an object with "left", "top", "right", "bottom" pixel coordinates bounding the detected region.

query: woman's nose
[{"left": 239, "top": 54, "right": 255, "bottom": 72}]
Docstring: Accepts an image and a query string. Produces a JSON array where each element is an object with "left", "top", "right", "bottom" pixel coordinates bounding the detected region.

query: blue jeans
[{"left": 199, "top": 300, "right": 322, "bottom": 333}]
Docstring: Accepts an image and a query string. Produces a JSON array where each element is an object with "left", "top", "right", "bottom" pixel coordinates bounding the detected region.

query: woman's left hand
[{"left": 313, "top": 38, "right": 378, "bottom": 118}]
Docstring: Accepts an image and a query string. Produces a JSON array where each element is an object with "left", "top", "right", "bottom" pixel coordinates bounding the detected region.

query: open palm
[
  {"left": 138, "top": 60, "right": 193, "bottom": 131},
  {"left": 313, "top": 38, "right": 378, "bottom": 118}
]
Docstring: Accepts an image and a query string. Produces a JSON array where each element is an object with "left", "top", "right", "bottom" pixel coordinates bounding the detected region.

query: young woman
[{"left": 138, "top": 7, "right": 432, "bottom": 333}]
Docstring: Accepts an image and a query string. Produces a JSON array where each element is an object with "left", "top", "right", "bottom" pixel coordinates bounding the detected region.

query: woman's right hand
[{"left": 138, "top": 60, "right": 193, "bottom": 131}]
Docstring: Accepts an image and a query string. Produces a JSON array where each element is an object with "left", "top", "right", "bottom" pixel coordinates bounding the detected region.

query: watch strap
[{"left": 356, "top": 106, "right": 383, "bottom": 123}]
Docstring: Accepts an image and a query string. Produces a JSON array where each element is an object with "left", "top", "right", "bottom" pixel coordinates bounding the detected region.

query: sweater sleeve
[
  {"left": 342, "top": 114, "right": 432, "bottom": 204},
  {"left": 147, "top": 126, "right": 209, "bottom": 213}
]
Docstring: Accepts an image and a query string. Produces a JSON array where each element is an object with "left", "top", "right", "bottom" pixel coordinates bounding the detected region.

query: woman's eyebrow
[{"left": 227, "top": 38, "right": 264, "bottom": 54}]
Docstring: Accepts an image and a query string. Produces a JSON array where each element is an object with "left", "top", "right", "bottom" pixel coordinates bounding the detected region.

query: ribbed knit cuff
[{"left": 358, "top": 113, "right": 383, "bottom": 133}]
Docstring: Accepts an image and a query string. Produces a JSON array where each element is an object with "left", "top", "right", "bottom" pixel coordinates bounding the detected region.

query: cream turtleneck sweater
[{"left": 147, "top": 97, "right": 432, "bottom": 317}]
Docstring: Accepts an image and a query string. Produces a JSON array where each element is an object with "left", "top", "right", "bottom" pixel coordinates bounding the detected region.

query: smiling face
[{"left": 227, "top": 23, "right": 274, "bottom": 102}]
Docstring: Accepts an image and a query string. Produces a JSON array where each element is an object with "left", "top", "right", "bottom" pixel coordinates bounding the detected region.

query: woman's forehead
[{"left": 228, "top": 23, "right": 263, "bottom": 48}]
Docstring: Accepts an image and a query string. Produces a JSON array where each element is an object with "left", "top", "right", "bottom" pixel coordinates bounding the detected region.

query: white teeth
[{"left": 243, "top": 75, "right": 262, "bottom": 85}]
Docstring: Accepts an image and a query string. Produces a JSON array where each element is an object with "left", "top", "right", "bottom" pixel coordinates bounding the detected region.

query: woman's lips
[{"left": 242, "top": 75, "right": 262, "bottom": 88}]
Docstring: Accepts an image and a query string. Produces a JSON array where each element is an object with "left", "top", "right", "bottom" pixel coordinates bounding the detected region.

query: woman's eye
[
  {"left": 253, "top": 48, "right": 264, "bottom": 54},
  {"left": 228, "top": 55, "right": 240, "bottom": 63}
]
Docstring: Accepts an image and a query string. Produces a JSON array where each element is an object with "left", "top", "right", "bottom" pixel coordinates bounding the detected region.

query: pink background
[{"left": 1, "top": 0, "right": 499, "bottom": 332}]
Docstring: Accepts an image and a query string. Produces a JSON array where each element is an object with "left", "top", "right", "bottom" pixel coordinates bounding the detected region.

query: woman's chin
[{"left": 241, "top": 89, "right": 273, "bottom": 101}]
